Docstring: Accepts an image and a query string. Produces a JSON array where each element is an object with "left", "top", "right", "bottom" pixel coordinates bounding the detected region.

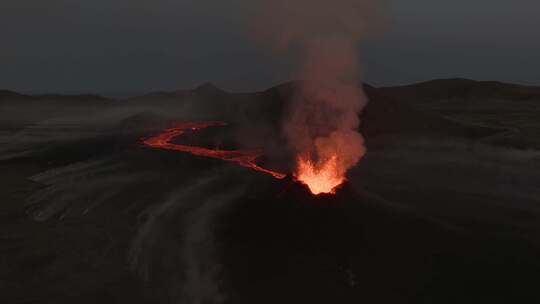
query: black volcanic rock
[
  {"left": 2, "top": 79, "right": 539, "bottom": 304},
  {"left": 218, "top": 173, "right": 456, "bottom": 304}
]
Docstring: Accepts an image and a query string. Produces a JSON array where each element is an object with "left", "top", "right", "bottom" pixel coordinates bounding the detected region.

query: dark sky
[{"left": 1, "top": 0, "right": 539, "bottom": 96}]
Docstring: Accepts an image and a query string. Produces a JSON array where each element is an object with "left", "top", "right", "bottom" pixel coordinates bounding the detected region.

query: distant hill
[
  {"left": 253, "top": 81, "right": 501, "bottom": 141},
  {"left": 361, "top": 83, "right": 502, "bottom": 140},
  {"left": 379, "top": 79, "right": 540, "bottom": 148},
  {"left": 0, "top": 89, "right": 114, "bottom": 106},
  {"left": 0, "top": 80, "right": 505, "bottom": 144},
  {"left": 379, "top": 78, "right": 540, "bottom": 104},
  {"left": 126, "top": 82, "right": 225, "bottom": 104},
  {"left": 0, "top": 90, "right": 32, "bottom": 103}
]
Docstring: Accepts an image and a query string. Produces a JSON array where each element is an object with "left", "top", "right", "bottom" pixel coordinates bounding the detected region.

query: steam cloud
[{"left": 254, "top": 0, "right": 385, "bottom": 178}]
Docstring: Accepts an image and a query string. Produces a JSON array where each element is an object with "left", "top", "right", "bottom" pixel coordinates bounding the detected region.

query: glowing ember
[
  {"left": 143, "top": 121, "right": 286, "bottom": 179},
  {"left": 295, "top": 155, "right": 345, "bottom": 195}
]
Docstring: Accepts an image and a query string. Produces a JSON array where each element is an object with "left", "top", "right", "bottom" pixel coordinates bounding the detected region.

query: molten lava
[
  {"left": 295, "top": 155, "right": 345, "bottom": 195},
  {"left": 144, "top": 121, "right": 349, "bottom": 195},
  {"left": 143, "top": 121, "right": 286, "bottom": 179}
]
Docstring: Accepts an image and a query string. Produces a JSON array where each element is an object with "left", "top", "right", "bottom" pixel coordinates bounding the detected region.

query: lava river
[{"left": 142, "top": 121, "right": 286, "bottom": 179}]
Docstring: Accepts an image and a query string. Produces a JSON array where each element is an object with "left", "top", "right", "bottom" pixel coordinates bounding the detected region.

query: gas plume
[{"left": 255, "top": 0, "right": 385, "bottom": 194}]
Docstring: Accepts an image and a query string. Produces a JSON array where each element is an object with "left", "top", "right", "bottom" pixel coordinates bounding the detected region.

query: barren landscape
[{"left": 2, "top": 79, "right": 540, "bottom": 303}]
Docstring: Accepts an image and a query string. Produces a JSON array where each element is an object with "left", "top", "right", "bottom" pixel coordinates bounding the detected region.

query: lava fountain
[
  {"left": 286, "top": 80, "right": 367, "bottom": 196},
  {"left": 295, "top": 155, "right": 344, "bottom": 195}
]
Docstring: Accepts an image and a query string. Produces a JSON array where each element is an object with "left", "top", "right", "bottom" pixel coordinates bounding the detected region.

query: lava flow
[{"left": 143, "top": 121, "right": 286, "bottom": 179}]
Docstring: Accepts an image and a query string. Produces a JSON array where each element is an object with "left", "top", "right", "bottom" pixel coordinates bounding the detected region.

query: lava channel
[{"left": 142, "top": 121, "right": 286, "bottom": 179}]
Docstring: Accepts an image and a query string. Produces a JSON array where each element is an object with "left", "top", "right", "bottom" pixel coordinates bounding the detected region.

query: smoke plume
[{"left": 254, "top": 0, "right": 386, "bottom": 187}]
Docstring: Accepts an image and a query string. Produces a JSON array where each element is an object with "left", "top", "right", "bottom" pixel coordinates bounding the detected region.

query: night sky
[{"left": 1, "top": 0, "right": 538, "bottom": 96}]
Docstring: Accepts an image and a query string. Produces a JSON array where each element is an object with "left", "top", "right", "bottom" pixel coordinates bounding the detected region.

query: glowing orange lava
[
  {"left": 143, "top": 121, "right": 286, "bottom": 179},
  {"left": 295, "top": 155, "right": 345, "bottom": 195}
]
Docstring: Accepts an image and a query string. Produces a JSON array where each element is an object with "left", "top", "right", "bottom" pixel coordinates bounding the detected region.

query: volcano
[
  {"left": 134, "top": 81, "right": 502, "bottom": 196},
  {"left": 2, "top": 80, "right": 540, "bottom": 304}
]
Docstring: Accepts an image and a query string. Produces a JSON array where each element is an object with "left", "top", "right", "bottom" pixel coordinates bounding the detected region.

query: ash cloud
[{"left": 251, "top": 0, "right": 387, "bottom": 176}]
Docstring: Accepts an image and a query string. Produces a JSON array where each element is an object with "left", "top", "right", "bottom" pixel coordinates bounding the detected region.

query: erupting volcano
[
  {"left": 142, "top": 121, "right": 350, "bottom": 195},
  {"left": 285, "top": 81, "right": 366, "bottom": 196},
  {"left": 139, "top": 0, "right": 377, "bottom": 198},
  {"left": 143, "top": 121, "right": 286, "bottom": 179},
  {"left": 253, "top": 0, "right": 376, "bottom": 195}
]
